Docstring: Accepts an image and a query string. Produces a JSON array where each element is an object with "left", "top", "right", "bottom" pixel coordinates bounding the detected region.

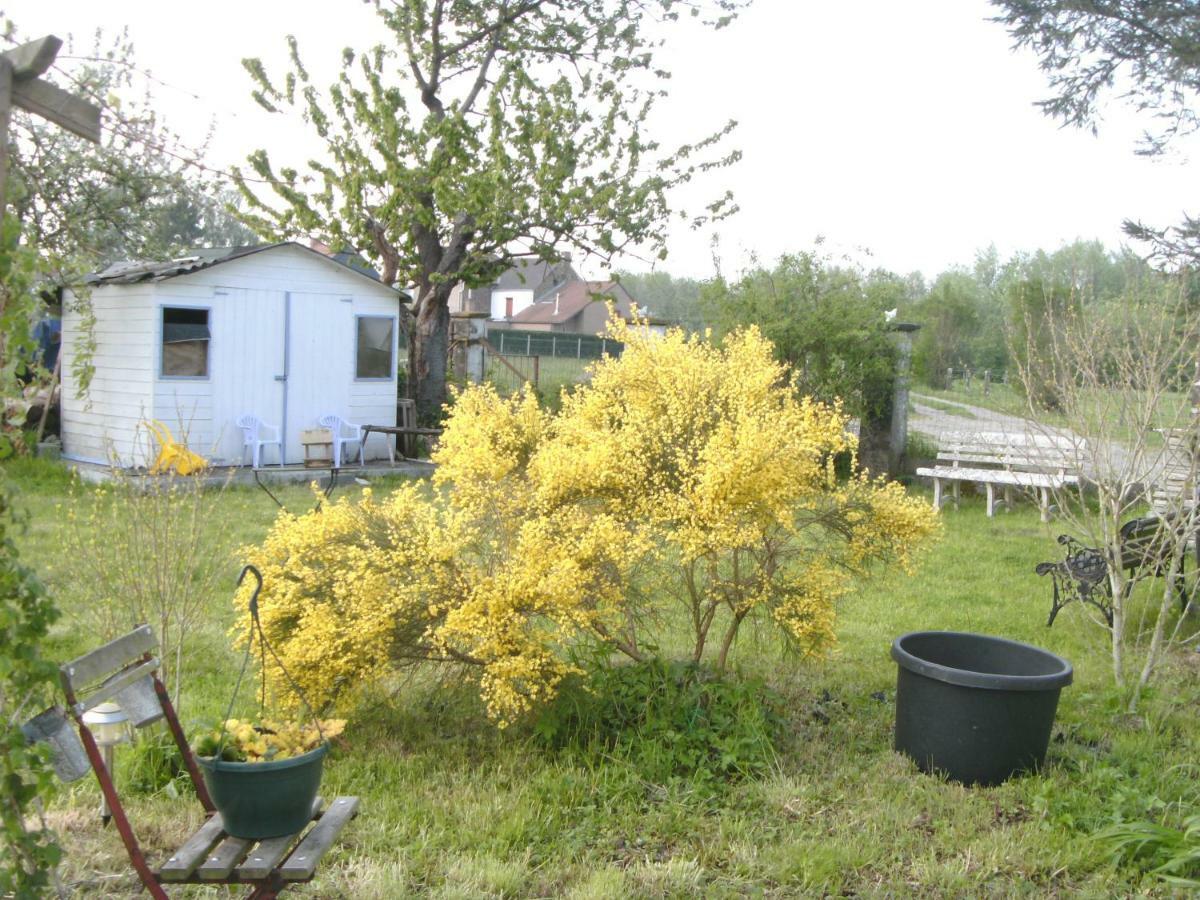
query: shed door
[
  {"left": 284, "top": 292, "right": 352, "bottom": 463},
  {"left": 208, "top": 288, "right": 286, "bottom": 465}
]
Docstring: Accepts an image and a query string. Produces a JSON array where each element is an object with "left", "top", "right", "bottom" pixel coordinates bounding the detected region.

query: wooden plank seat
[
  {"left": 22, "top": 627, "right": 360, "bottom": 900},
  {"left": 915, "top": 431, "right": 1084, "bottom": 522},
  {"left": 158, "top": 796, "right": 359, "bottom": 887}
]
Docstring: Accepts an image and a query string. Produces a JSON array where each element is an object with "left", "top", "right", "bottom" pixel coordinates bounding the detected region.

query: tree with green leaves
[
  {"left": 612, "top": 269, "right": 706, "bottom": 333},
  {"left": 700, "top": 251, "right": 898, "bottom": 422},
  {"left": 1008, "top": 275, "right": 1080, "bottom": 410},
  {"left": 236, "top": 1, "right": 744, "bottom": 421},
  {"left": 991, "top": 1, "right": 1200, "bottom": 265},
  {"left": 910, "top": 272, "right": 982, "bottom": 389}
]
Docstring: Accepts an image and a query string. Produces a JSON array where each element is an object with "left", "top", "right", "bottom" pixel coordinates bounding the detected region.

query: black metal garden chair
[{"left": 1035, "top": 515, "right": 1197, "bottom": 627}]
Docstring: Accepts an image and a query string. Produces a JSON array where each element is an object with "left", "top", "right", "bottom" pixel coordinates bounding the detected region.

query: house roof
[
  {"left": 85, "top": 241, "right": 408, "bottom": 299},
  {"left": 493, "top": 256, "right": 579, "bottom": 295},
  {"left": 509, "top": 280, "right": 629, "bottom": 325}
]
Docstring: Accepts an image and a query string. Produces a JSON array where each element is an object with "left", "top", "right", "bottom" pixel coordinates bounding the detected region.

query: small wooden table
[
  {"left": 361, "top": 424, "right": 443, "bottom": 462},
  {"left": 300, "top": 428, "right": 334, "bottom": 468}
]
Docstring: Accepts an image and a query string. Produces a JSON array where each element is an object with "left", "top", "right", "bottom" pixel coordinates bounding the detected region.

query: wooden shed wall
[
  {"left": 62, "top": 245, "right": 402, "bottom": 468},
  {"left": 152, "top": 246, "right": 402, "bottom": 465},
  {"left": 60, "top": 284, "right": 156, "bottom": 465}
]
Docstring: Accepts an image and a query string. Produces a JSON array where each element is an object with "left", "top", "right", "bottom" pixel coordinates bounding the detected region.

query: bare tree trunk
[
  {"left": 408, "top": 288, "right": 452, "bottom": 424},
  {"left": 1130, "top": 552, "right": 1185, "bottom": 712},
  {"left": 715, "top": 609, "right": 747, "bottom": 674},
  {"left": 1106, "top": 501, "right": 1127, "bottom": 691}
]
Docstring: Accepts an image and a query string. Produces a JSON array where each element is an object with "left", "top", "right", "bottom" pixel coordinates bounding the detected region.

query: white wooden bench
[
  {"left": 1150, "top": 428, "right": 1198, "bottom": 517},
  {"left": 915, "top": 431, "right": 1084, "bottom": 522}
]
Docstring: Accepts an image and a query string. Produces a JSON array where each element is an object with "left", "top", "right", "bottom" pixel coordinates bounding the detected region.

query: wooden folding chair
[{"left": 48, "top": 625, "right": 359, "bottom": 899}]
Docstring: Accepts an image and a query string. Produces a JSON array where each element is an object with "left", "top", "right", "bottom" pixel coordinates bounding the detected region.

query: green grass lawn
[{"left": 6, "top": 457, "right": 1200, "bottom": 897}]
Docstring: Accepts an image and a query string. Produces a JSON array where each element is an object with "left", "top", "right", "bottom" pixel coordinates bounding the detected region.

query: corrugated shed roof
[{"left": 84, "top": 241, "right": 407, "bottom": 298}]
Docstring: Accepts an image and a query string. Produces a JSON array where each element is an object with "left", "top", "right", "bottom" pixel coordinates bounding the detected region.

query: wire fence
[
  {"left": 943, "top": 367, "right": 1008, "bottom": 394},
  {"left": 483, "top": 351, "right": 596, "bottom": 399},
  {"left": 490, "top": 329, "right": 622, "bottom": 361}
]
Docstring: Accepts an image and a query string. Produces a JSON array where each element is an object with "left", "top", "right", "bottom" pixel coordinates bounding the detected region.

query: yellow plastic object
[{"left": 144, "top": 420, "right": 208, "bottom": 475}]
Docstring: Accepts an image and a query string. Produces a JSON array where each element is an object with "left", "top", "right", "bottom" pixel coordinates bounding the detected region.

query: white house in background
[
  {"left": 60, "top": 242, "right": 407, "bottom": 468},
  {"left": 447, "top": 256, "right": 581, "bottom": 322}
]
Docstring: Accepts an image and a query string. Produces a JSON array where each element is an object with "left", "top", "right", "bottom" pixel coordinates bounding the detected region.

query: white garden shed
[{"left": 60, "top": 242, "right": 406, "bottom": 468}]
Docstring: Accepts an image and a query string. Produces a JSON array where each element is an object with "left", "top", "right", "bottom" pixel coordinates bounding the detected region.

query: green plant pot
[{"left": 198, "top": 743, "right": 328, "bottom": 839}]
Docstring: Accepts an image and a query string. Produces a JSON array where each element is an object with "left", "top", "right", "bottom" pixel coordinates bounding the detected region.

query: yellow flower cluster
[
  {"left": 239, "top": 317, "right": 938, "bottom": 726},
  {"left": 193, "top": 718, "right": 346, "bottom": 763}
]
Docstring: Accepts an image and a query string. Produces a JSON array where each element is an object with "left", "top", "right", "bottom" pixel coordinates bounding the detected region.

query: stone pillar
[
  {"left": 449, "top": 311, "right": 488, "bottom": 385},
  {"left": 888, "top": 323, "right": 920, "bottom": 478}
]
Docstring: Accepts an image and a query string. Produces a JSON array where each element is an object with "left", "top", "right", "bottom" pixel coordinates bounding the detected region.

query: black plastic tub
[{"left": 891, "top": 631, "right": 1073, "bottom": 786}]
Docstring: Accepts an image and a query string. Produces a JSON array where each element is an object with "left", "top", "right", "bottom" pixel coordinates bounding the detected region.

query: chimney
[{"left": 554, "top": 292, "right": 560, "bottom": 316}]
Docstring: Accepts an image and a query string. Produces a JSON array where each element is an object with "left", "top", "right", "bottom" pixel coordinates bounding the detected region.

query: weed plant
[{"left": 534, "top": 658, "right": 782, "bottom": 789}]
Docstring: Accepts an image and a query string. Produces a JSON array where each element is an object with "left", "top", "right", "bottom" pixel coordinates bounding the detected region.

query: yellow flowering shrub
[{"left": 241, "top": 319, "right": 938, "bottom": 725}]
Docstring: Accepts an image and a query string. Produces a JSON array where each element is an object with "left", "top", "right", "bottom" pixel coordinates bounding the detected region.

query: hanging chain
[{"left": 214, "top": 565, "right": 326, "bottom": 759}]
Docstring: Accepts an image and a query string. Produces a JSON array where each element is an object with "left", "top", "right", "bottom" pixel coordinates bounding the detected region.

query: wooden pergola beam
[{"left": 0, "top": 33, "right": 102, "bottom": 212}]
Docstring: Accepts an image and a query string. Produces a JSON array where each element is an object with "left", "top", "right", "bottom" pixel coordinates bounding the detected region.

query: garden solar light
[{"left": 81, "top": 701, "right": 131, "bottom": 823}]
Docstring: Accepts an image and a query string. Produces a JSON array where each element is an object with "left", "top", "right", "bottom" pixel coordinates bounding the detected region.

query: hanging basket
[
  {"left": 199, "top": 743, "right": 328, "bottom": 839},
  {"left": 197, "top": 565, "right": 332, "bottom": 838}
]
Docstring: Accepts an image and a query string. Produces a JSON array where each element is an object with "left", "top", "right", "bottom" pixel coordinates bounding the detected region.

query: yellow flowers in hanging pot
[{"left": 192, "top": 718, "right": 346, "bottom": 763}]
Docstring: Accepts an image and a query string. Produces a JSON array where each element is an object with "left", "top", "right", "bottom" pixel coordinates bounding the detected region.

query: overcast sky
[{"left": 6, "top": 0, "right": 1195, "bottom": 281}]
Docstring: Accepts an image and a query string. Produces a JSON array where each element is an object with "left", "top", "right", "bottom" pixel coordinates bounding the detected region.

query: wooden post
[
  {"left": 0, "top": 58, "right": 13, "bottom": 215},
  {"left": 983, "top": 369, "right": 991, "bottom": 396},
  {"left": 0, "top": 35, "right": 101, "bottom": 443},
  {"left": 33, "top": 350, "right": 60, "bottom": 445},
  {"left": 532, "top": 354, "right": 540, "bottom": 387}
]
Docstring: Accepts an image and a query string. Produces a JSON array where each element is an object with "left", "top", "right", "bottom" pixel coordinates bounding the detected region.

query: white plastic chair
[
  {"left": 318, "top": 414, "right": 365, "bottom": 468},
  {"left": 236, "top": 415, "right": 284, "bottom": 468}
]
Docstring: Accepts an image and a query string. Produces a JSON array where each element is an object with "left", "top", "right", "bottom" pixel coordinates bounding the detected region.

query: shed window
[
  {"left": 356, "top": 316, "right": 394, "bottom": 379},
  {"left": 161, "top": 307, "right": 210, "bottom": 377}
]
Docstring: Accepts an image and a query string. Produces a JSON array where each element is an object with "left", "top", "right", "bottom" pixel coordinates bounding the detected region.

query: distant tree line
[{"left": 616, "top": 238, "right": 1192, "bottom": 412}]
